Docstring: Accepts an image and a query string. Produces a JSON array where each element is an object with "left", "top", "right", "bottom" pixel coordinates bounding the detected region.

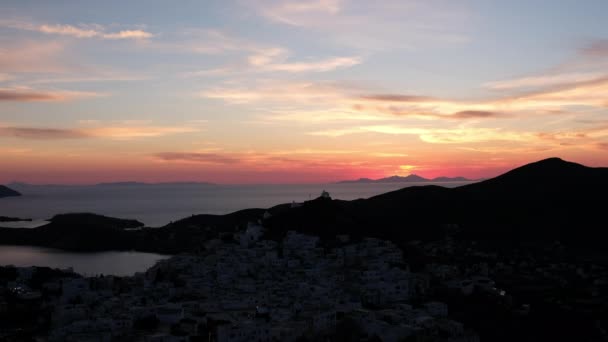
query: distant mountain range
[
  {"left": 95, "top": 181, "right": 216, "bottom": 186},
  {"left": 0, "top": 185, "right": 21, "bottom": 198},
  {"left": 7, "top": 181, "right": 216, "bottom": 187},
  {"left": 1, "top": 157, "right": 607, "bottom": 253},
  {"left": 336, "top": 174, "right": 473, "bottom": 183}
]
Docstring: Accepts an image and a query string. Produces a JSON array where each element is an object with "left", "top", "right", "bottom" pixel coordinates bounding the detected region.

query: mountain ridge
[{"left": 336, "top": 174, "right": 473, "bottom": 184}]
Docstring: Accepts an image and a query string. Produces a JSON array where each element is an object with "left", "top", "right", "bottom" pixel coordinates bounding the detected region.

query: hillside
[
  {"left": 0, "top": 213, "right": 143, "bottom": 251},
  {"left": 265, "top": 158, "right": 608, "bottom": 247},
  {"left": 1, "top": 158, "right": 606, "bottom": 253}
]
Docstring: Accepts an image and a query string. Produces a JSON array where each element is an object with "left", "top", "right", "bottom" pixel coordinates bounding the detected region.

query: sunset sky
[{"left": 1, "top": 0, "right": 607, "bottom": 184}]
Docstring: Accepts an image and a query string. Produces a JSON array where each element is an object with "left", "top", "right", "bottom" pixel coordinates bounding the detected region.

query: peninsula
[{"left": 0, "top": 185, "right": 21, "bottom": 198}]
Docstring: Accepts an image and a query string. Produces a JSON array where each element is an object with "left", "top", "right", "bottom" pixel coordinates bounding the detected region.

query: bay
[
  {"left": 0, "top": 182, "right": 473, "bottom": 227},
  {"left": 0, "top": 245, "right": 169, "bottom": 276}
]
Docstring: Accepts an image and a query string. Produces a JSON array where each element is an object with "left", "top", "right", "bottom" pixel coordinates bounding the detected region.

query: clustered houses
[
  {"left": 0, "top": 223, "right": 479, "bottom": 342},
  {"left": 418, "top": 226, "right": 608, "bottom": 330}
]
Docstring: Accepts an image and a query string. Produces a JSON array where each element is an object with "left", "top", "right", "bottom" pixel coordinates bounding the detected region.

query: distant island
[
  {"left": 7, "top": 181, "right": 216, "bottom": 187},
  {"left": 95, "top": 181, "right": 216, "bottom": 186},
  {"left": 0, "top": 216, "right": 31, "bottom": 222},
  {"left": 0, "top": 185, "right": 21, "bottom": 198},
  {"left": 1, "top": 157, "right": 606, "bottom": 253},
  {"left": 336, "top": 174, "right": 473, "bottom": 184}
]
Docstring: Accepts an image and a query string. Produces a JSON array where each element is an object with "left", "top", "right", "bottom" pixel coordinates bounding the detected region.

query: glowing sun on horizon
[{"left": 397, "top": 164, "right": 417, "bottom": 176}]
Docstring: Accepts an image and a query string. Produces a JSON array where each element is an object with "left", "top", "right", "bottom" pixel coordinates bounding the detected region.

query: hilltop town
[
  {"left": 2, "top": 158, "right": 608, "bottom": 341},
  {"left": 3, "top": 216, "right": 608, "bottom": 341},
  {"left": 1, "top": 220, "right": 478, "bottom": 342}
]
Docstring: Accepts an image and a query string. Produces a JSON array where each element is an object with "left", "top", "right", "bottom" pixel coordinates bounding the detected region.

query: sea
[
  {"left": 0, "top": 181, "right": 473, "bottom": 275},
  {"left": 0, "top": 245, "right": 168, "bottom": 276}
]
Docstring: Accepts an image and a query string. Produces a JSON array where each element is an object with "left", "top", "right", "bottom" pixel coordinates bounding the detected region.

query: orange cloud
[
  {"left": 0, "top": 125, "right": 199, "bottom": 139},
  {"left": 88, "top": 126, "right": 198, "bottom": 139},
  {"left": 247, "top": 47, "right": 361, "bottom": 72},
  {"left": 258, "top": 76, "right": 608, "bottom": 118},
  {"left": 508, "top": 76, "right": 608, "bottom": 108},
  {"left": 254, "top": 0, "right": 343, "bottom": 26},
  {"left": 356, "top": 77, "right": 608, "bottom": 116},
  {"left": 101, "top": 30, "right": 153, "bottom": 40},
  {"left": 0, "top": 88, "right": 101, "bottom": 101},
  {"left": 483, "top": 72, "right": 603, "bottom": 90},
  {"left": 38, "top": 24, "right": 99, "bottom": 38},
  {"left": 185, "top": 38, "right": 361, "bottom": 75},
  {"left": 309, "top": 122, "right": 608, "bottom": 155},
  {"left": 201, "top": 81, "right": 348, "bottom": 104}
]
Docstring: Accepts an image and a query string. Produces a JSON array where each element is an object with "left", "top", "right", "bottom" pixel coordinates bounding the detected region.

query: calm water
[
  {"left": 0, "top": 182, "right": 472, "bottom": 274},
  {"left": 0, "top": 182, "right": 473, "bottom": 227},
  {"left": 0, "top": 245, "right": 169, "bottom": 276}
]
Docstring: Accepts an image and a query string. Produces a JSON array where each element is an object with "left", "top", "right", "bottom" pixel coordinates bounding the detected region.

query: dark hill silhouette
[
  {"left": 0, "top": 216, "right": 31, "bottom": 222},
  {"left": 432, "top": 176, "right": 470, "bottom": 182},
  {"left": 46, "top": 213, "right": 143, "bottom": 229},
  {"left": 265, "top": 158, "right": 608, "bottom": 246},
  {"left": 0, "top": 158, "right": 606, "bottom": 252},
  {"left": 0, "top": 185, "right": 21, "bottom": 198},
  {"left": 164, "top": 208, "right": 265, "bottom": 231},
  {"left": 0, "top": 211, "right": 262, "bottom": 253},
  {"left": 0, "top": 214, "right": 143, "bottom": 251},
  {"left": 454, "top": 157, "right": 602, "bottom": 198},
  {"left": 35, "top": 213, "right": 143, "bottom": 251}
]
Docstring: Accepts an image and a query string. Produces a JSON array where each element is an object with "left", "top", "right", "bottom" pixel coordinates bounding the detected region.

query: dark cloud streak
[
  {"left": 450, "top": 110, "right": 500, "bottom": 119},
  {"left": 358, "top": 94, "right": 435, "bottom": 102},
  {"left": 0, "top": 90, "right": 63, "bottom": 101},
  {"left": 0, "top": 127, "right": 89, "bottom": 139},
  {"left": 155, "top": 152, "right": 240, "bottom": 164}
]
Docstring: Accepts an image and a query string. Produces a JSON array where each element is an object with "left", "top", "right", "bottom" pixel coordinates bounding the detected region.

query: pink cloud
[
  {"left": 582, "top": 39, "right": 608, "bottom": 57},
  {"left": 0, "top": 20, "right": 153, "bottom": 40}
]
